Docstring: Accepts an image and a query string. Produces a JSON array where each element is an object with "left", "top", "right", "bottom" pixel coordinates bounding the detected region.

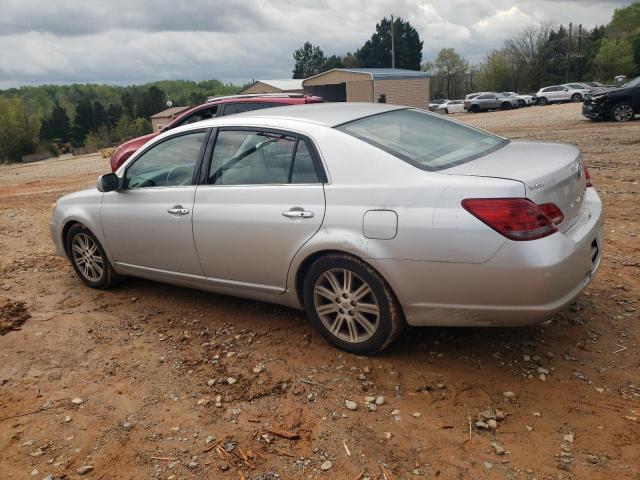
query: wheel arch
[{"left": 293, "top": 249, "right": 403, "bottom": 316}]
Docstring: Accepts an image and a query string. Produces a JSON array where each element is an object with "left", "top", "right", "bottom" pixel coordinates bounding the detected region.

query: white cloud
[{"left": 0, "top": 0, "right": 634, "bottom": 88}]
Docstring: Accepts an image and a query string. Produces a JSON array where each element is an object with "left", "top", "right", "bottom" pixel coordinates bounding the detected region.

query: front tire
[
  {"left": 610, "top": 102, "right": 634, "bottom": 122},
  {"left": 501, "top": 102, "right": 512, "bottom": 110},
  {"left": 302, "top": 254, "right": 405, "bottom": 354},
  {"left": 66, "top": 224, "right": 121, "bottom": 289}
]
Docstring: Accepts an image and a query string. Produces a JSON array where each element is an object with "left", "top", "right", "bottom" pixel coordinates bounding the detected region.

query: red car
[{"left": 110, "top": 94, "right": 324, "bottom": 171}]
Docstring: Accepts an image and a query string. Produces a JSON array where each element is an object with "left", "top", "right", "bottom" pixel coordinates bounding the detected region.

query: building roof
[
  {"left": 254, "top": 79, "right": 304, "bottom": 91},
  {"left": 150, "top": 106, "right": 190, "bottom": 119},
  {"left": 304, "top": 68, "right": 430, "bottom": 83}
]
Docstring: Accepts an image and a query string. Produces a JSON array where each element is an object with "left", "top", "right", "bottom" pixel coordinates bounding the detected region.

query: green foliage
[
  {"left": 41, "top": 103, "right": 71, "bottom": 142},
  {"left": 71, "top": 98, "right": 94, "bottom": 146},
  {"left": 0, "top": 78, "right": 241, "bottom": 160},
  {"left": 0, "top": 97, "right": 41, "bottom": 162},
  {"left": 429, "top": 48, "right": 469, "bottom": 98},
  {"left": 594, "top": 37, "right": 636, "bottom": 79},
  {"left": 293, "top": 42, "right": 330, "bottom": 79},
  {"left": 356, "top": 17, "right": 423, "bottom": 70}
]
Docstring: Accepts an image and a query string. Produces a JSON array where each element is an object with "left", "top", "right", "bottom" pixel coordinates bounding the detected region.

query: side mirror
[{"left": 97, "top": 172, "right": 120, "bottom": 192}]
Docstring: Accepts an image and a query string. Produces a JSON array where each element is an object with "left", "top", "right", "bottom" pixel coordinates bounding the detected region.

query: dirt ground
[{"left": 0, "top": 103, "right": 638, "bottom": 480}]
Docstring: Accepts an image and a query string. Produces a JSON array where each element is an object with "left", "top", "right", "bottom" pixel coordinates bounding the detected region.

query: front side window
[
  {"left": 208, "top": 130, "right": 319, "bottom": 185},
  {"left": 336, "top": 109, "right": 507, "bottom": 171},
  {"left": 124, "top": 131, "right": 206, "bottom": 189}
]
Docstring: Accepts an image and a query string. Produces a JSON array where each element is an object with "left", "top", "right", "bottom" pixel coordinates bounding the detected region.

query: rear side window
[
  {"left": 221, "top": 102, "right": 267, "bottom": 116},
  {"left": 177, "top": 106, "right": 218, "bottom": 127},
  {"left": 336, "top": 109, "right": 508, "bottom": 171},
  {"left": 208, "top": 130, "right": 319, "bottom": 185}
]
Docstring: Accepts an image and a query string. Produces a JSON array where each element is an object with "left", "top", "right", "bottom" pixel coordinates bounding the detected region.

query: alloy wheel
[
  {"left": 71, "top": 233, "right": 104, "bottom": 282},
  {"left": 313, "top": 268, "right": 380, "bottom": 343},
  {"left": 613, "top": 104, "right": 633, "bottom": 122}
]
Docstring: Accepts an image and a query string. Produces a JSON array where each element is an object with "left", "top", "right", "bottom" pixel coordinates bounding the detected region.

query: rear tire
[
  {"left": 610, "top": 102, "right": 634, "bottom": 122},
  {"left": 538, "top": 97, "right": 548, "bottom": 106},
  {"left": 302, "top": 254, "right": 405, "bottom": 354},
  {"left": 470, "top": 104, "right": 481, "bottom": 113},
  {"left": 66, "top": 224, "right": 122, "bottom": 289},
  {"left": 571, "top": 93, "right": 582, "bottom": 102}
]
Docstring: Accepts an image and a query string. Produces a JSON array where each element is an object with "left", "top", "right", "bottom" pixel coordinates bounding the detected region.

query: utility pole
[
  {"left": 577, "top": 24, "right": 582, "bottom": 80},
  {"left": 565, "top": 22, "right": 572, "bottom": 83},
  {"left": 390, "top": 14, "right": 396, "bottom": 69}
]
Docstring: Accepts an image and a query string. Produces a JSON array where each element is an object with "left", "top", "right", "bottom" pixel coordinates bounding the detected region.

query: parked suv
[
  {"left": 582, "top": 75, "right": 640, "bottom": 122},
  {"left": 464, "top": 93, "right": 519, "bottom": 112},
  {"left": 536, "top": 85, "right": 587, "bottom": 105},
  {"left": 110, "top": 94, "right": 324, "bottom": 170}
]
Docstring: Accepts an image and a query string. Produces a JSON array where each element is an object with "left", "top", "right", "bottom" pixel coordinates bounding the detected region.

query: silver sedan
[{"left": 50, "top": 103, "right": 604, "bottom": 354}]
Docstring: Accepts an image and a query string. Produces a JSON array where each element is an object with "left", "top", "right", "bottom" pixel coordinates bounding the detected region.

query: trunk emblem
[{"left": 528, "top": 183, "right": 544, "bottom": 191}]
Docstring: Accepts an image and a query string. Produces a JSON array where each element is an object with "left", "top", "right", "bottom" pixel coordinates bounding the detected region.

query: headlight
[{"left": 593, "top": 95, "right": 608, "bottom": 103}]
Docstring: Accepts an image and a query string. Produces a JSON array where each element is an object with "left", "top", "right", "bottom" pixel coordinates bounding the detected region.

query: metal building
[
  {"left": 302, "top": 68, "right": 430, "bottom": 108},
  {"left": 241, "top": 79, "right": 304, "bottom": 94}
]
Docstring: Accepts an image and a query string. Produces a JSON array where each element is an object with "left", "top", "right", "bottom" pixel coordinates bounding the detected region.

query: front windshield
[
  {"left": 336, "top": 109, "right": 508, "bottom": 171},
  {"left": 622, "top": 76, "right": 640, "bottom": 88}
]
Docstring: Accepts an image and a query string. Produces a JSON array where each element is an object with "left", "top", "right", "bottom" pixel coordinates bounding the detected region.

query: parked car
[
  {"left": 582, "top": 75, "right": 640, "bottom": 122},
  {"left": 464, "top": 93, "right": 520, "bottom": 112},
  {"left": 51, "top": 103, "right": 603, "bottom": 354},
  {"left": 536, "top": 85, "right": 587, "bottom": 105},
  {"left": 501, "top": 92, "right": 534, "bottom": 106},
  {"left": 583, "top": 81, "right": 606, "bottom": 88},
  {"left": 439, "top": 100, "right": 465, "bottom": 113},
  {"left": 428, "top": 98, "right": 450, "bottom": 109},
  {"left": 109, "top": 94, "right": 324, "bottom": 171}
]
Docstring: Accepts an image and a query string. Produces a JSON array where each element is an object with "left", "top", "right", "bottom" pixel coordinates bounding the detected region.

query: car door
[
  {"left": 192, "top": 128, "right": 326, "bottom": 293},
  {"left": 101, "top": 129, "right": 209, "bottom": 277}
]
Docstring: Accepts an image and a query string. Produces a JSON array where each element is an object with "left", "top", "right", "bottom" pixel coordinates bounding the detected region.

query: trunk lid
[{"left": 444, "top": 141, "right": 587, "bottom": 232}]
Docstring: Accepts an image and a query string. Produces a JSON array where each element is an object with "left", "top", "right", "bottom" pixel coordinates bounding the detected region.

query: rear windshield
[{"left": 336, "top": 109, "right": 508, "bottom": 171}]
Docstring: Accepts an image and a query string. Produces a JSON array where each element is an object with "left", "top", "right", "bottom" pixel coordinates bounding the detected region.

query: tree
[
  {"left": 41, "top": 103, "right": 71, "bottom": 142},
  {"left": 356, "top": 17, "right": 423, "bottom": 70},
  {"left": 594, "top": 37, "right": 636, "bottom": 80},
  {"left": 0, "top": 97, "right": 41, "bottom": 161},
  {"left": 92, "top": 100, "right": 107, "bottom": 130},
  {"left": 343, "top": 52, "right": 360, "bottom": 68},
  {"left": 293, "top": 42, "right": 327, "bottom": 78},
  {"left": 323, "top": 54, "right": 345, "bottom": 70},
  {"left": 71, "top": 98, "right": 93, "bottom": 146},
  {"left": 137, "top": 86, "right": 166, "bottom": 118},
  {"left": 121, "top": 91, "right": 135, "bottom": 118},
  {"left": 106, "top": 103, "right": 123, "bottom": 128},
  {"left": 432, "top": 48, "right": 468, "bottom": 98}
]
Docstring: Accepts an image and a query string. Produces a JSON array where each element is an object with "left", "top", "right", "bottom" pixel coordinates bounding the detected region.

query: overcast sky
[{"left": 0, "top": 0, "right": 633, "bottom": 89}]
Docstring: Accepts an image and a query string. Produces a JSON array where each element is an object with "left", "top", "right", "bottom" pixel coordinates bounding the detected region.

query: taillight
[
  {"left": 584, "top": 166, "right": 593, "bottom": 187},
  {"left": 462, "top": 198, "right": 563, "bottom": 241}
]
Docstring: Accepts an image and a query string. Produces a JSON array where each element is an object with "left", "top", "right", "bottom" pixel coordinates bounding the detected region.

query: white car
[
  {"left": 536, "top": 85, "right": 589, "bottom": 105},
  {"left": 50, "top": 103, "right": 603, "bottom": 354},
  {"left": 440, "top": 100, "right": 465, "bottom": 113},
  {"left": 501, "top": 92, "right": 534, "bottom": 106}
]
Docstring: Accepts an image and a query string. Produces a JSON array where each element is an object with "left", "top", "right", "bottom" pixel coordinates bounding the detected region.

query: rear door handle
[
  {"left": 282, "top": 208, "right": 314, "bottom": 219},
  {"left": 167, "top": 206, "right": 190, "bottom": 215}
]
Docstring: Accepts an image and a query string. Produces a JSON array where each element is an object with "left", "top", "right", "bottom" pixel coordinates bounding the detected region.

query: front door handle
[
  {"left": 167, "top": 206, "right": 190, "bottom": 215},
  {"left": 282, "top": 208, "right": 314, "bottom": 219}
]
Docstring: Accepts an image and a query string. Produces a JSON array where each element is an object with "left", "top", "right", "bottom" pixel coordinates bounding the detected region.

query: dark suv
[
  {"left": 110, "top": 93, "right": 324, "bottom": 170},
  {"left": 582, "top": 76, "right": 640, "bottom": 122}
]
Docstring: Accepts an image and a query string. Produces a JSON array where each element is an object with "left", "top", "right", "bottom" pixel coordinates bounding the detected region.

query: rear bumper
[{"left": 370, "top": 188, "right": 604, "bottom": 327}]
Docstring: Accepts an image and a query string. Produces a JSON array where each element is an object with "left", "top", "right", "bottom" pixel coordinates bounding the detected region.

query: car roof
[{"left": 217, "top": 102, "right": 407, "bottom": 127}]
